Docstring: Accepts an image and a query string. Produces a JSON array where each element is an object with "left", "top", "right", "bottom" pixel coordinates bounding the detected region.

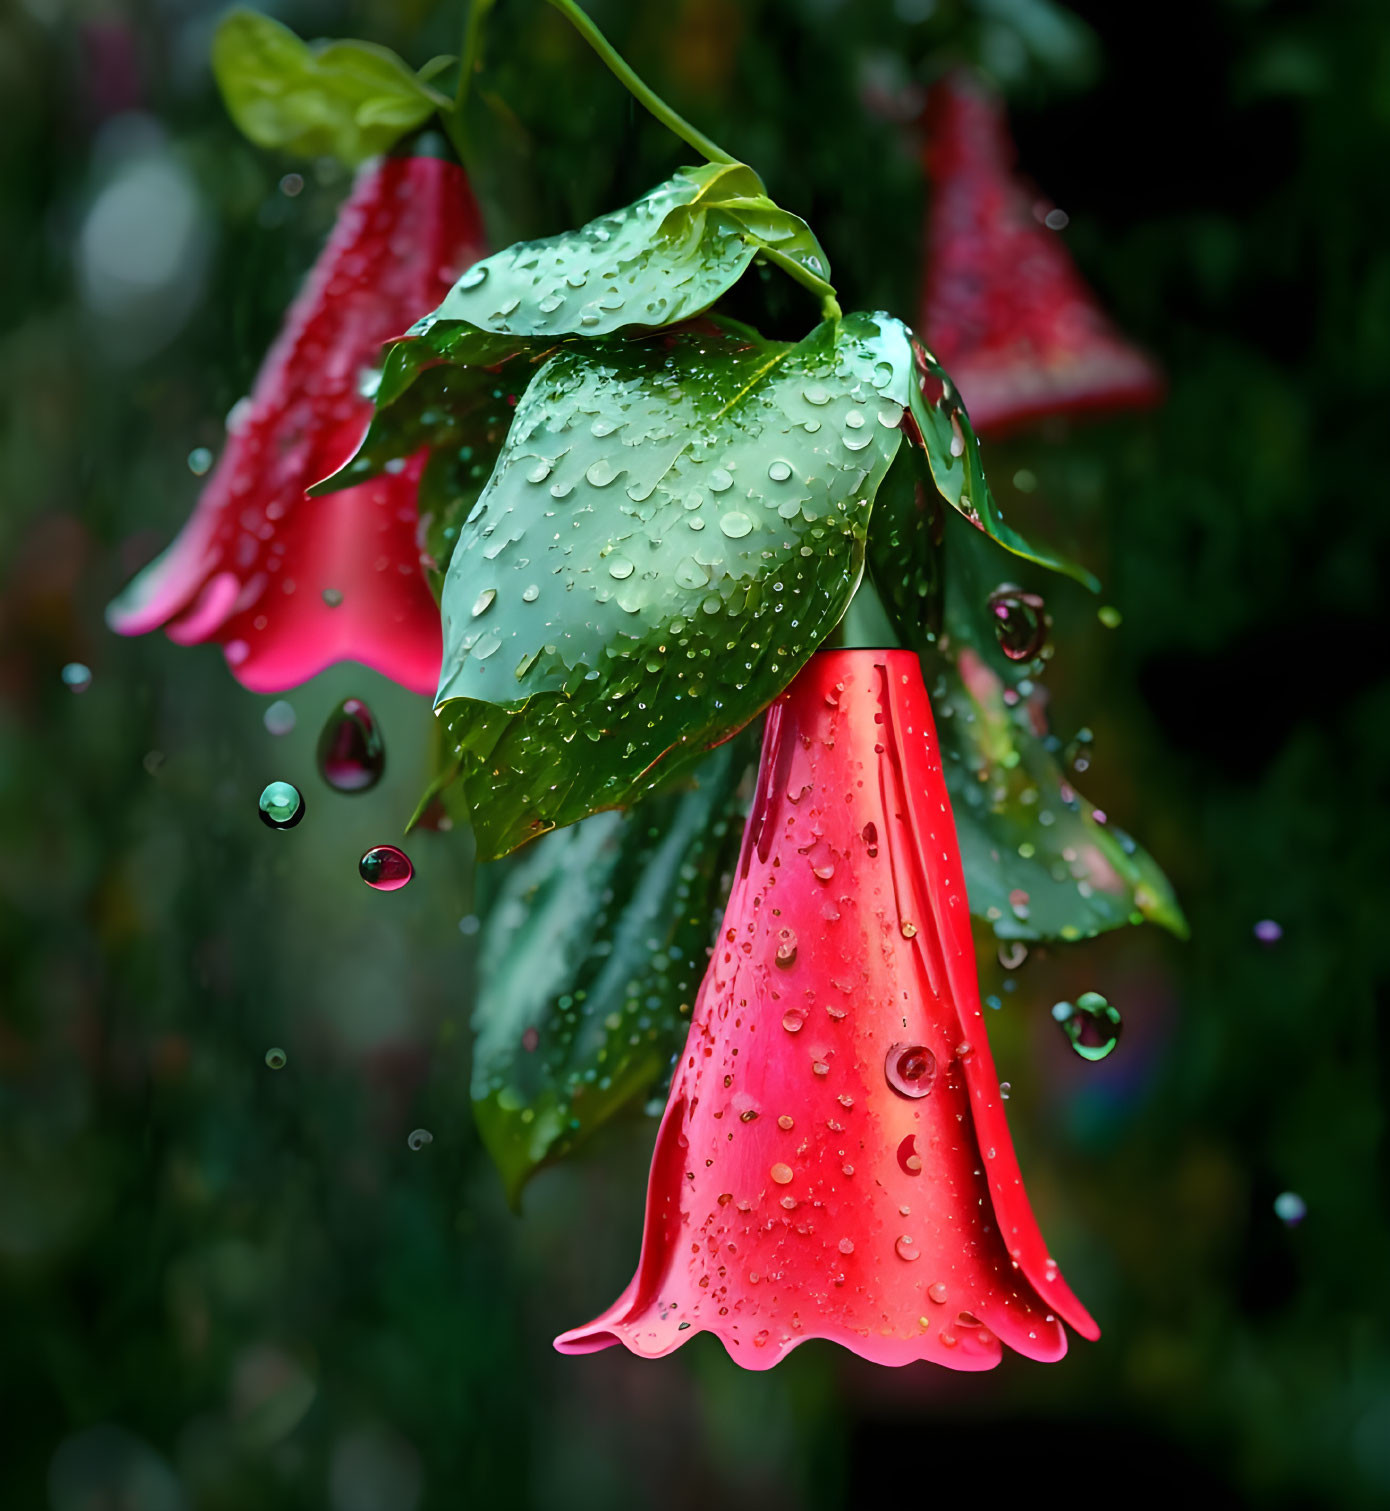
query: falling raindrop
[
  {"left": 988, "top": 585, "right": 1048, "bottom": 661},
  {"left": 1254, "top": 919, "right": 1283, "bottom": 944},
  {"left": 264, "top": 1046, "right": 287, "bottom": 1070},
  {"left": 407, "top": 1128, "right": 434, "bottom": 1151},
  {"left": 187, "top": 446, "right": 213, "bottom": 475},
  {"left": 1051, "top": 992, "right": 1122, "bottom": 1061},
  {"left": 1273, "top": 1191, "right": 1306, "bottom": 1226},
  {"left": 263, "top": 699, "right": 295, "bottom": 735},
  {"left": 359, "top": 845, "right": 413, "bottom": 891},
  {"left": 61, "top": 661, "right": 92, "bottom": 693},
  {"left": 885, "top": 1043, "right": 937, "bottom": 1099},
  {"left": 317, "top": 698, "right": 385, "bottom": 793},
  {"left": 258, "top": 780, "right": 305, "bottom": 830}
]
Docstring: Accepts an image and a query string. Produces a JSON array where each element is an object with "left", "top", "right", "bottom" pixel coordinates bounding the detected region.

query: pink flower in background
[
  {"left": 920, "top": 69, "right": 1163, "bottom": 437},
  {"left": 108, "top": 149, "right": 486, "bottom": 694}
]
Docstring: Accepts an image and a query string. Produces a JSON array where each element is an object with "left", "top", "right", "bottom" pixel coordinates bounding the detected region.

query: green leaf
[
  {"left": 865, "top": 445, "right": 943, "bottom": 651},
  {"left": 908, "top": 338, "right": 1100, "bottom": 592},
  {"left": 433, "top": 311, "right": 914, "bottom": 859},
  {"left": 212, "top": 10, "right": 445, "bottom": 166},
  {"left": 471, "top": 737, "right": 752, "bottom": 1204},
  {"left": 932, "top": 647, "right": 1187, "bottom": 941},
  {"left": 409, "top": 162, "right": 834, "bottom": 355}
]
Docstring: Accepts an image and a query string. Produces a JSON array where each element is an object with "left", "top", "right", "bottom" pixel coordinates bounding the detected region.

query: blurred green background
[{"left": 3, "top": 0, "right": 1388, "bottom": 1506}]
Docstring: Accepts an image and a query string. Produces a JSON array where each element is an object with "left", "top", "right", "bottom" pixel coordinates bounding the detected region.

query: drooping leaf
[
  {"left": 471, "top": 736, "right": 753, "bottom": 1204},
  {"left": 865, "top": 444, "right": 943, "bottom": 650},
  {"left": 431, "top": 311, "right": 915, "bottom": 858},
  {"left": 931, "top": 647, "right": 1187, "bottom": 940},
  {"left": 907, "top": 337, "right": 1100, "bottom": 591},
  {"left": 212, "top": 9, "right": 446, "bottom": 166},
  {"left": 409, "top": 163, "right": 834, "bottom": 355}
]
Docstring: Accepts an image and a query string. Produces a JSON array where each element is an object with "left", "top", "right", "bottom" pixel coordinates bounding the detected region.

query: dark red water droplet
[
  {"left": 885, "top": 1042, "right": 937, "bottom": 1098},
  {"left": 317, "top": 697, "right": 385, "bottom": 793},
  {"left": 359, "top": 845, "right": 413, "bottom": 891},
  {"left": 987, "top": 585, "right": 1048, "bottom": 661}
]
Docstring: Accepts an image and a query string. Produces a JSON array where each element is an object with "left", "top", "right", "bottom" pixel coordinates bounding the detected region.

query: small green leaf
[
  {"left": 431, "top": 312, "right": 913, "bottom": 858},
  {"left": 908, "top": 338, "right": 1100, "bottom": 592},
  {"left": 471, "top": 737, "right": 752, "bottom": 1204},
  {"left": 932, "top": 648, "right": 1187, "bottom": 941},
  {"left": 410, "top": 162, "right": 834, "bottom": 355},
  {"left": 212, "top": 10, "right": 445, "bottom": 166}
]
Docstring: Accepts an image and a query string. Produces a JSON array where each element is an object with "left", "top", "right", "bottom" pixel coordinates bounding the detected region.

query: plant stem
[
  {"left": 442, "top": 0, "right": 496, "bottom": 160},
  {"left": 542, "top": 0, "right": 735, "bottom": 164}
]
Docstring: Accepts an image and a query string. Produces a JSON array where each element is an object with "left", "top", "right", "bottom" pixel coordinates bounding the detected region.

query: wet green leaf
[
  {"left": 410, "top": 162, "right": 834, "bottom": 356},
  {"left": 931, "top": 647, "right": 1186, "bottom": 940},
  {"left": 212, "top": 10, "right": 445, "bottom": 166},
  {"left": 908, "top": 338, "right": 1100, "bottom": 592},
  {"left": 431, "top": 311, "right": 914, "bottom": 858},
  {"left": 866, "top": 445, "right": 943, "bottom": 651},
  {"left": 471, "top": 738, "right": 752, "bottom": 1204}
]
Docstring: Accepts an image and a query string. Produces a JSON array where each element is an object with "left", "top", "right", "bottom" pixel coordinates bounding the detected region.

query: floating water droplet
[
  {"left": 719, "top": 512, "right": 752, "bottom": 539},
  {"left": 359, "top": 845, "right": 413, "bottom": 891},
  {"left": 1098, "top": 604, "right": 1123, "bottom": 629},
  {"left": 988, "top": 585, "right": 1048, "bottom": 661},
  {"left": 263, "top": 699, "right": 295, "bottom": 735},
  {"left": 1000, "top": 1081, "right": 1011, "bottom": 1099},
  {"left": 264, "top": 1046, "right": 287, "bottom": 1070},
  {"left": 1051, "top": 992, "right": 1121, "bottom": 1061},
  {"left": 1273, "top": 1190, "right": 1306, "bottom": 1226},
  {"left": 317, "top": 698, "right": 385, "bottom": 793},
  {"left": 885, "top": 1042, "right": 937, "bottom": 1098},
  {"left": 258, "top": 780, "right": 305, "bottom": 830},
  {"left": 471, "top": 588, "right": 496, "bottom": 617},
  {"left": 458, "top": 914, "right": 480, "bottom": 936},
  {"left": 768, "top": 460, "right": 792, "bottom": 482},
  {"left": 187, "top": 446, "right": 213, "bottom": 475},
  {"left": 322, "top": 588, "right": 343, "bottom": 608},
  {"left": 1254, "top": 919, "right": 1283, "bottom": 944},
  {"left": 770, "top": 1162, "right": 794, "bottom": 1185},
  {"left": 61, "top": 661, "right": 92, "bottom": 693},
  {"left": 407, "top": 1128, "right": 433, "bottom": 1151}
]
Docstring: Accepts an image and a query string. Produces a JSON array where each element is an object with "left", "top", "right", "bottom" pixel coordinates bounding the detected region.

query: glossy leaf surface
[
  {"left": 411, "top": 163, "right": 833, "bottom": 354},
  {"left": 471, "top": 738, "right": 751, "bottom": 1204},
  {"left": 908, "top": 339, "right": 1099, "bottom": 591},
  {"left": 212, "top": 9, "right": 445, "bottom": 166},
  {"left": 433, "top": 311, "right": 915, "bottom": 858}
]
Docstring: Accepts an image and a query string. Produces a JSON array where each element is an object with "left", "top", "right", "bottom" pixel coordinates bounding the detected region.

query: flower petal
[
  {"left": 108, "top": 152, "right": 486, "bottom": 694},
  {"left": 557, "top": 649, "right": 1097, "bottom": 1370}
]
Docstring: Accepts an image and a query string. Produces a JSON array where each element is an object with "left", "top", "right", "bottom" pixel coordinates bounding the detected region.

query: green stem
[
  {"left": 759, "top": 245, "right": 843, "bottom": 322},
  {"left": 542, "top": 0, "right": 735, "bottom": 164},
  {"left": 441, "top": 0, "right": 496, "bottom": 161}
]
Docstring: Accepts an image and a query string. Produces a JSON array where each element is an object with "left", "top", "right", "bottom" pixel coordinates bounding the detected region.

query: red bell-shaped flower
[
  {"left": 108, "top": 149, "right": 486, "bottom": 694},
  {"left": 556, "top": 649, "right": 1098, "bottom": 1370},
  {"left": 920, "top": 69, "right": 1162, "bottom": 437}
]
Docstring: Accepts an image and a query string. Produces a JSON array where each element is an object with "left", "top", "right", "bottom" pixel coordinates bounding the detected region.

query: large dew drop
[
  {"left": 317, "top": 698, "right": 385, "bottom": 794},
  {"left": 258, "top": 780, "right": 305, "bottom": 830},
  {"left": 885, "top": 1042, "right": 937, "bottom": 1098},
  {"left": 1051, "top": 992, "right": 1121, "bottom": 1060},
  {"left": 359, "top": 845, "right": 413, "bottom": 891},
  {"left": 987, "top": 585, "right": 1048, "bottom": 662}
]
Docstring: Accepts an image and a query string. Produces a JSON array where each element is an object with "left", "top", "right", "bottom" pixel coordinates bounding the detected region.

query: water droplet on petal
[
  {"left": 770, "top": 1162, "right": 794, "bottom": 1185},
  {"left": 317, "top": 698, "right": 385, "bottom": 793},
  {"left": 258, "top": 780, "right": 304, "bottom": 830},
  {"left": 359, "top": 845, "right": 413, "bottom": 891},
  {"left": 927, "top": 1282, "right": 948, "bottom": 1304},
  {"left": 885, "top": 1043, "right": 936, "bottom": 1098},
  {"left": 895, "top": 1235, "right": 920, "bottom": 1262}
]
